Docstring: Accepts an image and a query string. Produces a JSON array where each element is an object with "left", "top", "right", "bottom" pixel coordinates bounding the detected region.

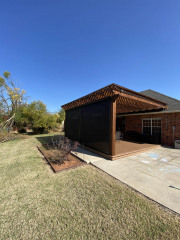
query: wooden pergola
[{"left": 62, "top": 83, "right": 167, "bottom": 158}]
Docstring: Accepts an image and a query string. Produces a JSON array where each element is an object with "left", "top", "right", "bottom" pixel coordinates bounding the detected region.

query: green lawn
[{"left": 0, "top": 134, "right": 180, "bottom": 240}]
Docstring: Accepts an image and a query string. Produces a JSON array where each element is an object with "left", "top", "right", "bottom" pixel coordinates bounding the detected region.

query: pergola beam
[
  {"left": 109, "top": 95, "right": 119, "bottom": 156},
  {"left": 62, "top": 83, "right": 167, "bottom": 112},
  {"left": 114, "top": 91, "right": 165, "bottom": 109}
]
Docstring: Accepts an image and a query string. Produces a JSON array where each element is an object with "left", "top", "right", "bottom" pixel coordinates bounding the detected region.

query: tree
[
  {"left": 14, "top": 104, "right": 29, "bottom": 130},
  {"left": 0, "top": 105, "right": 4, "bottom": 123},
  {"left": 0, "top": 71, "right": 26, "bottom": 117},
  {"left": 0, "top": 71, "right": 27, "bottom": 133},
  {"left": 15, "top": 101, "right": 58, "bottom": 134},
  {"left": 58, "top": 108, "right": 65, "bottom": 124}
]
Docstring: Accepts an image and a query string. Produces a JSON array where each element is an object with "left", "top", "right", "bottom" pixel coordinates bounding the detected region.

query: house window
[{"left": 142, "top": 118, "right": 161, "bottom": 136}]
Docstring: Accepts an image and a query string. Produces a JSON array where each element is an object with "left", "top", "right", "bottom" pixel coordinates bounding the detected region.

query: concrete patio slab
[
  {"left": 71, "top": 147, "right": 106, "bottom": 164},
  {"left": 72, "top": 146, "right": 180, "bottom": 215}
]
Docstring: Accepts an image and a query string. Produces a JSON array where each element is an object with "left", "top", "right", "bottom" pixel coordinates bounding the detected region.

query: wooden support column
[{"left": 110, "top": 94, "right": 119, "bottom": 157}]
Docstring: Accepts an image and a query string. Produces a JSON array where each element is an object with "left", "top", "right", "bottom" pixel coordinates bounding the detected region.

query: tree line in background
[{"left": 0, "top": 71, "right": 65, "bottom": 139}]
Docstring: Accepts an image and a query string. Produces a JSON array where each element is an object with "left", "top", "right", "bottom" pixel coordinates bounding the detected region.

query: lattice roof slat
[{"left": 62, "top": 83, "right": 167, "bottom": 114}]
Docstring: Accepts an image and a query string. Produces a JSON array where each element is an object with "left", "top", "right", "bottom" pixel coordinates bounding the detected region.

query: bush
[
  {"left": 32, "top": 127, "right": 46, "bottom": 134},
  {"left": 52, "top": 123, "right": 62, "bottom": 132},
  {"left": 57, "top": 108, "right": 65, "bottom": 124},
  {"left": 46, "top": 136, "right": 79, "bottom": 164},
  {"left": 15, "top": 101, "right": 58, "bottom": 134},
  {"left": 15, "top": 105, "right": 29, "bottom": 129},
  {"left": 18, "top": 127, "right": 27, "bottom": 133}
]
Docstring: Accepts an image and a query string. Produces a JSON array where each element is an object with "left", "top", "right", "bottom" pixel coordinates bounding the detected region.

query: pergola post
[{"left": 109, "top": 95, "right": 119, "bottom": 157}]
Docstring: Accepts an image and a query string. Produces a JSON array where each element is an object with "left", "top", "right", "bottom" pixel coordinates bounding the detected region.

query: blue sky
[{"left": 0, "top": 0, "right": 180, "bottom": 112}]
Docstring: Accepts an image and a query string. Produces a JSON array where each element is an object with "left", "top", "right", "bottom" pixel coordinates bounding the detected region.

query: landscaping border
[{"left": 37, "top": 146, "right": 87, "bottom": 173}]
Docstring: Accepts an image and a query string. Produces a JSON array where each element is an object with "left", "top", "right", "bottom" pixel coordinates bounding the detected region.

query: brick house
[
  {"left": 117, "top": 89, "right": 180, "bottom": 147},
  {"left": 62, "top": 84, "right": 180, "bottom": 159}
]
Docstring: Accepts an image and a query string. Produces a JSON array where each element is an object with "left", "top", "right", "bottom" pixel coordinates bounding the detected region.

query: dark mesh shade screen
[
  {"left": 65, "top": 108, "right": 81, "bottom": 141},
  {"left": 64, "top": 99, "right": 111, "bottom": 154}
]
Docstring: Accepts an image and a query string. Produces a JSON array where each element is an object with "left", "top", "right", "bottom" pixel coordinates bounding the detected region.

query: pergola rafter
[
  {"left": 62, "top": 83, "right": 167, "bottom": 113},
  {"left": 62, "top": 83, "right": 168, "bottom": 159}
]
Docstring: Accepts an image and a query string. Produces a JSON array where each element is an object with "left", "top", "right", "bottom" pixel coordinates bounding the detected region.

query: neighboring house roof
[{"left": 140, "top": 90, "right": 180, "bottom": 112}]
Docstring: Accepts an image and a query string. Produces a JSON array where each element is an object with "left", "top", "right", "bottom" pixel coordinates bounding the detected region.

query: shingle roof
[{"left": 140, "top": 89, "right": 180, "bottom": 112}]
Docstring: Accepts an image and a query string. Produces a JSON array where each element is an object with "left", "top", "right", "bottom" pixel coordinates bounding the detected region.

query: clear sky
[{"left": 0, "top": 0, "right": 180, "bottom": 112}]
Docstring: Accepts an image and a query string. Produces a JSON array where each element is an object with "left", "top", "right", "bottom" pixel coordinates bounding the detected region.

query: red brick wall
[{"left": 122, "top": 112, "right": 180, "bottom": 147}]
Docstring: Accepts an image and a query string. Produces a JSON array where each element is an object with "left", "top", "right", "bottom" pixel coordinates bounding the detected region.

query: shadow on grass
[
  {"left": 36, "top": 134, "right": 63, "bottom": 145},
  {"left": 25, "top": 131, "right": 49, "bottom": 136}
]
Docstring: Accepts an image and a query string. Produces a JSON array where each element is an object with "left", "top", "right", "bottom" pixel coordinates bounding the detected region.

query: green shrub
[
  {"left": 18, "top": 127, "right": 27, "bottom": 133},
  {"left": 15, "top": 101, "right": 58, "bottom": 134},
  {"left": 15, "top": 105, "right": 29, "bottom": 129},
  {"left": 57, "top": 108, "right": 65, "bottom": 124},
  {"left": 32, "top": 127, "right": 46, "bottom": 134}
]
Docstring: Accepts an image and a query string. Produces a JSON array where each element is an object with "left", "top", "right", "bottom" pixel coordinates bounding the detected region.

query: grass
[{"left": 0, "top": 134, "right": 180, "bottom": 240}]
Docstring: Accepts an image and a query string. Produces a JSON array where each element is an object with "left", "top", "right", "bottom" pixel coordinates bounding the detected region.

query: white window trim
[{"left": 142, "top": 118, "right": 161, "bottom": 135}]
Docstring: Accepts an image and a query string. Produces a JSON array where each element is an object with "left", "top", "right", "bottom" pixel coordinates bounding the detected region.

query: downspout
[{"left": 172, "top": 126, "right": 175, "bottom": 148}]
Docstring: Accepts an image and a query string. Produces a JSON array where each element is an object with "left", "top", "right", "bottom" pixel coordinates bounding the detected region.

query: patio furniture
[
  {"left": 125, "top": 131, "right": 159, "bottom": 144},
  {"left": 116, "top": 131, "right": 123, "bottom": 141}
]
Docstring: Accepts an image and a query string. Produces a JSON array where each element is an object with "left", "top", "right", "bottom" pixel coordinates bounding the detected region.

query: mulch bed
[{"left": 38, "top": 145, "right": 86, "bottom": 173}]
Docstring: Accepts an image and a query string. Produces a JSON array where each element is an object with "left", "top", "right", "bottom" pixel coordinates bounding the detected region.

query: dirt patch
[{"left": 38, "top": 145, "right": 86, "bottom": 173}]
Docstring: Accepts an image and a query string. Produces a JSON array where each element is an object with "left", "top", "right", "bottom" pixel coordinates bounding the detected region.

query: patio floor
[
  {"left": 115, "top": 140, "right": 160, "bottom": 159},
  {"left": 71, "top": 146, "right": 180, "bottom": 215}
]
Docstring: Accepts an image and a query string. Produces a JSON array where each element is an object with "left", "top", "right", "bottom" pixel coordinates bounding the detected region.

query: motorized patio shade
[{"left": 64, "top": 99, "right": 111, "bottom": 154}]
